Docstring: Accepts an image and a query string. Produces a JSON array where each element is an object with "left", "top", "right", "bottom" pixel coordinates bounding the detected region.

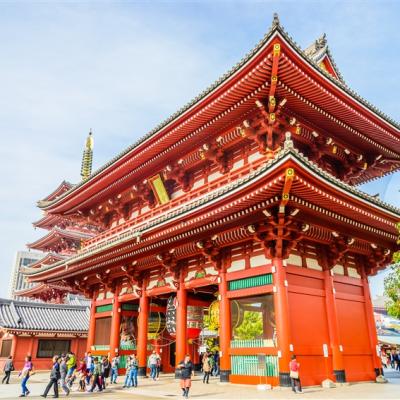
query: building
[
  {"left": 0, "top": 299, "right": 89, "bottom": 370},
  {"left": 22, "top": 15, "right": 400, "bottom": 387},
  {"left": 8, "top": 251, "right": 43, "bottom": 301}
]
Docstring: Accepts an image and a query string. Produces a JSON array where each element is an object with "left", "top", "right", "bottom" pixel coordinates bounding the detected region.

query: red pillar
[
  {"left": 71, "top": 336, "right": 79, "bottom": 355},
  {"left": 87, "top": 296, "right": 96, "bottom": 352},
  {"left": 324, "top": 268, "right": 346, "bottom": 382},
  {"left": 175, "top": 274, "right": 187, "bottom": 375},
  {"left": 361, "top": 269, "right": 382, "bottom": 377},
  {"left": 27, "top": 336, "right": 34, "bottom": 357},
  {"left": 137, "top": 291, "right": 149, "bottom": 376},
  {"left": 109, "top": 290, "right": 121, "bottom": 358},
  {"left": 272, "top": 257, "right": 292, "bottom": 386},
  {"left": 10, "top": 334, "right": 18, "bottom": 360},
  {"left": 218, "top": 269, "right": 231, "bottom": 382}
]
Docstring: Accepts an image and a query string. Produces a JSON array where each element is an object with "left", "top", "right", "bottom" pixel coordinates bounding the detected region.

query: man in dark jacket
[
  {"left": 2, "top": 356, "right": 14, "bottom": 384},
  {"left": 41, "top": 356, "right": 60, "bottom": 398}
]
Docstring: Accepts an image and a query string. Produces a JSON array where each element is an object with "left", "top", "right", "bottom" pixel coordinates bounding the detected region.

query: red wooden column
[
  {"left": 272, "top": 256, "right": 292, "bottom": 386},
  {"left": 137, "top": 288, "right": 149, "bottom": 376},
  {"left": 361, "top": 268, "right": 382, "bottom": 377},
  {"left": 218, "top": 267, "right": 231, "bottom": 382},
  {"left": 175, "top": 271, "right": 187, "bottom": 376},
  {"left": 87, "top": 294, "right": 97, "bottom": 352},
  {"left": 109, "top": 289, "right": 121, "bottom": 358},
  {"left": 27, "top": 335, "right": 34, "bottom": 357},
  {"left": 10, "top": 334, "right": 18, "bottom": 360},
  {"left": 323, "top": 268, "right": 346, "bottom": 382}
]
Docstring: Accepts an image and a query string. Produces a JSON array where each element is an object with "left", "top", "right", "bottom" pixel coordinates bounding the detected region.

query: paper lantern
[{"left": 148, "top": 312, "right": 166, "bottom": 340}]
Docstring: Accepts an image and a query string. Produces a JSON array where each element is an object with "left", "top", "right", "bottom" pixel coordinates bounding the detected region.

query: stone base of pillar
[
  {"left": 137, "top": 367, "right": 147, "bottom": 377},
  {"left": 333, "top": 369, "right": 346, "bottom": 383},
  {"left": 219, "top": 370, "right": 230, "bottom": 382},
  {"left": 279, "top": 372, "right": 291, "bottom": 387}
]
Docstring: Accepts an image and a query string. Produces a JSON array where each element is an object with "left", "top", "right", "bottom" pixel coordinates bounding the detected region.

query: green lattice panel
[
  {"left": 92, "top": 345, "right": 110, "bottom": 351},
  {"left": 230, "top": 355, "right": 279, "bottom": 376},
  {"left": 229, "top": 274, "right": 273, "bottom": 291},
  {"left": 121, "top": 303, "right": 139, "bottom": 311},
  {"left": 95, "top": 304, "right": 113, "bottom": 313},
  {"left": 120, "top": 344, "right": 136, "bottom": 351},
  {"left": 230, "top": 339, "right": 275, "bottom": 348}
]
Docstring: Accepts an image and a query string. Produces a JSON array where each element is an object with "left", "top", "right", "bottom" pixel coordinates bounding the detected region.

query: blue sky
[{"left": 0, "top": 0, "right": 399, "bottom": 298}]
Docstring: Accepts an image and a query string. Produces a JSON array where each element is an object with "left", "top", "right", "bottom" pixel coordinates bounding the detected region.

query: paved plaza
[{"left": 1, "top": 369, "right": 399, "bottom": 400}]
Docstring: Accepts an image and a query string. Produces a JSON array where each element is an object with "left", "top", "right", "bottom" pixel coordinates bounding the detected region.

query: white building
[{"left": 8, "top": 250, "right": 43, "bottom": 301}]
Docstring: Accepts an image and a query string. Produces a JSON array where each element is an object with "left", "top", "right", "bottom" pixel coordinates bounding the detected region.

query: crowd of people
[
  {"left": 2, "top": 349, "right": 214, "bottom": 398},
  {"left": 381, "top": 349, "right": 400, "bottom": 370}
]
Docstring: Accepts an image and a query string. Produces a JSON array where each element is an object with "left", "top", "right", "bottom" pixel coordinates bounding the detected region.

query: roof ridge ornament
[
  {"left": 315, "top": 33, "right": 327, "bottom": 50},
  {"left": 284, "top": 131, "right": 294, "bottom": 149},
  {"left": 272, "top": 12, "right": 280, "bottom": 28}
]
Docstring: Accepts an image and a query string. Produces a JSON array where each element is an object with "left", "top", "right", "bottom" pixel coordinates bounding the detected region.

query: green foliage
[
  {"left": 384, "top": 264, "right": 400, "bottom": 318},
  {"left": 233, "top": 311, "right": 263, "bottom": 340}
]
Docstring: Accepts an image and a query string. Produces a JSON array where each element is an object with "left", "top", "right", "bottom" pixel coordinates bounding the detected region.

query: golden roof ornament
[{"left": 80, "top": 130, "right": 94, "bottom": 181}]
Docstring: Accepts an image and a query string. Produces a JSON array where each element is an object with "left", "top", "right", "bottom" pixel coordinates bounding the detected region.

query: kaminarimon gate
[{"left": 22, "top": 15, "right": 400, "bottom": 387}]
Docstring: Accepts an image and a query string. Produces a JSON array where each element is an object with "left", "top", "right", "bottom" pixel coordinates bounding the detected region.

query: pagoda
[
  {"left": 17, "top": 132, "right": 98, "bottom": 303},
  {"left": 22, "top": 15, "right": 400, "bottom": 387}
]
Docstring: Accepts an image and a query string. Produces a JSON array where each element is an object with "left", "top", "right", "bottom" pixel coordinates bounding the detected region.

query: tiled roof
[
  {"left": 38, "top": 14, "right": 400, "bottom": 210},
  {"left": 0, "top": 298, "right": 89, "bottom": 333}
]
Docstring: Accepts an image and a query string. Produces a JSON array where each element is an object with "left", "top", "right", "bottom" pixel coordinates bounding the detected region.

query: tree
[
  {"left": 234, "top": 311, "right": 263, "bottom": 340},
  {"left": 384, "top": 264, "right": 400, "bottom": 318}
]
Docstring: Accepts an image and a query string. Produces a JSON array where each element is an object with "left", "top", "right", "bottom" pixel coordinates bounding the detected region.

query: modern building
[
  {"left": 8, "top": 251, "right": 43, "bottom": 301},
  {"left": 0, "top": 298, "right": 88, "bottom": 370},
  {"left": 21, "top": 15, "right": 400, "bottom": 387}
]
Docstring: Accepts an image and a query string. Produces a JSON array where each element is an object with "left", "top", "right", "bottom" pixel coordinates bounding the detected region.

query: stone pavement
[{"left": 0, "top": 369, "right": 399, "bottom": 400}]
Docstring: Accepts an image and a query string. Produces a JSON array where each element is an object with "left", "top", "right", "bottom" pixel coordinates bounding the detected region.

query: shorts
[{"left": 180, "top": 378, "right": 191, "bottom": 388}]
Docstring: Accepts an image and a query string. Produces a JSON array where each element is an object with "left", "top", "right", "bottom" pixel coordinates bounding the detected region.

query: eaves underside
[{"left": 25, "top": 147, "right": 400, "bottom": 279}]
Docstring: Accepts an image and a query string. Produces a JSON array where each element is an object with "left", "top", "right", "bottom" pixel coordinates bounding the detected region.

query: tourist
[
  {"left": 148, "top": 350, "right": 159, "bottom": 381},
  {"left": 40, "top": 355, "right": 61, "bottom": 398},
  {"left": 289, "top": 354, "right": 302, "bottom": 393},
  {"left": 89, "top": 357, "right": 103, "bottom": 392},
  {"left": 396, "top": 351, "right": 400, "bottom": 371},
  {"left": 2, "top": 355, "right": 14, "bottom": 384},
  {"left": 202, "top": 353, "right": 211, "bottom": 384},
  {"left": 74, "top": 358, "right": 87, "bottom": 392},
  {"left": 130, "top": 354, "right": 139, "bottom": 387},
  {"left": 390, "top": 350, "right": 397, "bottom": 368},
  {"left": 123, "top": 354, "right": 138, "bottom": 388},
  {"left": 178, "top": 354, "right": 194, "bottom": 398},
  {"left": 19, "top": 355, "right": 34, "bottom": 397},
  {"left": 110, "top": 353, "right": 119, "bottom": 384},
  {"left": 156, "top": 352, "right": 161, "bottom": 380},
  {"left": 123, "top": 356, "right": 132, "bottom": 388},
  {"left": 212, "top": 351, "right": 219, "bottom": 376},
  {"left": 59, "top": 355, "right": 70, "bottom": 396},
  {"left": 66, "top": 352, "right": 76, "bottom": 379},
  {"left": 101, "top": 355, "right": 111, "bottom": 389},
  {"left": 85, "top": 352, "right": 94, "bottom": 385},
  {"left": 381, "top": 352, "right": 388, "bottom": 369}
]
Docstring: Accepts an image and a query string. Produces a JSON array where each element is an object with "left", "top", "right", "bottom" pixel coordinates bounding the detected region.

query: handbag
[{"left": 290, "top": 370, "right": 299, "bottom": 379}]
